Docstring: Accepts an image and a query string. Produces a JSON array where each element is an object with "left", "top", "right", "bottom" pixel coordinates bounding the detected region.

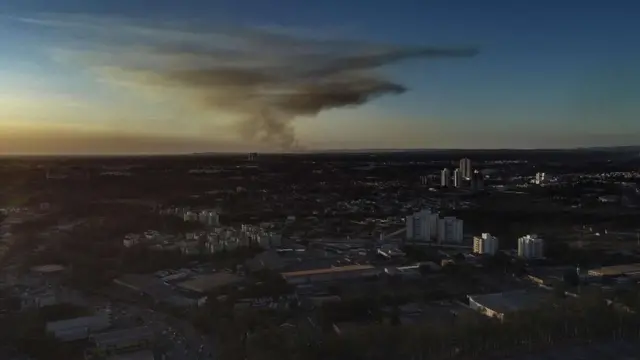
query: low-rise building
[
  {"left": 176, "top": 273, "right": 244, "bottom": 294},
  {"left": 281, "top": 265, "right": 381, "bottom": 285},
  {"left": 46, "top": 313, "right": 111, "bottom": 342},
  {"left": 87, "top": 327, "right": 154, "bottom": 358},
  {"left": 468, "top": 289, "right": 552, "bottom": 321},
  {"left": 588, "top": 263, "right": 640, "bottom": 279}
]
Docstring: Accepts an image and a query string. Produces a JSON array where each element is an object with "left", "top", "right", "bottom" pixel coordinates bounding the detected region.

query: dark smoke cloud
[{"left": 66, "top": 23, "right": 479, "bottom": 149}]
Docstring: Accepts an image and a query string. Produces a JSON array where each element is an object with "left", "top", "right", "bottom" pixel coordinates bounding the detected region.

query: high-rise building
[
  {"left": 441, "top": 168, "right": 451, "bottom": 187},
  {"left": 473, "top": 233, "right": 499, "bottom": 255},
  {"left": 459, "top": 158, "right": 472, "bottom": 179},
  {"left": 471, "top": 170, "right": 484, "bottom": 191},
  {"left": 517, "top": 234, "right": 544, "bottom": 259},
  {"left": 437, "top": 216, "right": 463, "bottom": 244},
  {"left": 535, "top": 172, "right": 546, "bottom": 185},
  {"left": 406, "top": 208, "right": 438, "bottom": 242},
  {"left": 453, "top": 169, "right": 463, "bottom": 188}
]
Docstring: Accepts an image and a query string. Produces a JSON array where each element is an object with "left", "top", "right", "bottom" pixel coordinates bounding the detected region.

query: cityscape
[
  {"left": 2, "top": 149, "right": 640, "bottom": 359},
  {"left": 2, "top": 1, "right": 640, "bottom": 359}
]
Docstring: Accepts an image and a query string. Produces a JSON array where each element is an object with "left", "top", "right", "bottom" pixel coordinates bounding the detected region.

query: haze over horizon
[{"left": 1, "top": 1, "right": 640, "bottom": 154}]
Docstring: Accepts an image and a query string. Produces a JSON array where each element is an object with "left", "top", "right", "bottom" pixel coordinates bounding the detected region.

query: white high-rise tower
[
  {"left": 459, "top": 158, "right": 472, "bottom": 180},
  {"left": 441, "top": 168, "right": 451, "bottom": 187}
]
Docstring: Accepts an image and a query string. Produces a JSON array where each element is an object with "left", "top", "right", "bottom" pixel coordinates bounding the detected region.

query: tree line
[{"left": 238, "top": 294, "right": 640, "bottom": 360}]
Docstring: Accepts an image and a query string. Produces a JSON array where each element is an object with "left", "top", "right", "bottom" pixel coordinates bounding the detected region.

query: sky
[{"left": 1, "top": 0, "right": 639, "bottom": 154}]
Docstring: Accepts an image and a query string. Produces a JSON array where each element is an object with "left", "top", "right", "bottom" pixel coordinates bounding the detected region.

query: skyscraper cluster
[{"left": 440, "top": 158, "right": 483, "bottom": 190}]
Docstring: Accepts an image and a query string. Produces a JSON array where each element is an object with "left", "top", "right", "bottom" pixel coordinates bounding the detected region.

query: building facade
[
  {"left": 406, "top": 209, "right": 433, "bottom": 242},
  {"left": 453, "top": 169, "right": 462, "bottom": 188},
  {"left": 517, "top": 234, "right": 544, "bottom": 259},
  {"left": 459, "top": 158, "right": 472, "bottom": 179},
  {"left": 441, "top": 168, "right": 451, "bottom": 187},
  {"left": 437, "top": 216, "right": 464, "bottom": 244},
  {"left": 473, "top": 233, "right": 499, "bottom": 255}
]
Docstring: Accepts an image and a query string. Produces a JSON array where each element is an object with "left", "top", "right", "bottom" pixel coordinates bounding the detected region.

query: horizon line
[{"left": 1, "top": 145, "right": 639, "bottom": 158}]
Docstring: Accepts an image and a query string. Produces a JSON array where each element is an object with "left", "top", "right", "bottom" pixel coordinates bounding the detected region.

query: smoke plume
[{"left": 40, "top": 18, "right": 479, "bottom": 149}]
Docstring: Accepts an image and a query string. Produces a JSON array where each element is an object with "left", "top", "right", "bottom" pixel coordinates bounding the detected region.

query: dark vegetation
[
  {"left": 241, "top": 295, "right": 640, "bottom": 360},
  {"left": 0, "top": 304, "right": 90, "bottom": 360}
]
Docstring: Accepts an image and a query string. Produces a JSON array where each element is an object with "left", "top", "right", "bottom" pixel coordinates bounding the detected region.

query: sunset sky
[{"left": 1, "top": 0, "right": 639, "bottom": 154}]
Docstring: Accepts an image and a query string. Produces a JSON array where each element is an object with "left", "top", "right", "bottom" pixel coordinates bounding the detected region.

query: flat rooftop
[
  {"left": 469, "top": 289, "right": 552, "bottom": 314},
  {"left": 176, "top": 273, "right": 243, "bottom": 293},
  {"left": 91, "top": 326, "right": 154, "bottom": 348},
  {"left": 107, "top": 350, "right": 155, "bottom": 360},
  {"left": 588, "top": 263, "right": 640, "bottom": 276},
  {"left": 30, "top": 264, "right": 65, "bottom": 273},
  {"left": 281, "top": 264, "right": 375, "bottom": 278},
  {"left": 114, "top": 274, "right": 175, "bottom": 299}
]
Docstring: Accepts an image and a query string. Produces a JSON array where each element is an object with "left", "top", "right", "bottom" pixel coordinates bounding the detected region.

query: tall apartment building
[
  {"left": 459, "top": 158, "right": 472, "bottom": 179},
  {"left": 437, "top": 216, "right": 464, "bottom": 244},
  {"left": 406, "top": 208, "right": 439, "bottom": 242},
  {"left": 441, "top": 168, "right": 451, "bottom": 187},
  {"left": 471, "top": 170, "right": 484, "bottom": 191},
  {"left": 517, "top": 234, "right": 544, "bottom": 259},
  {"left": 453, "top": 169, "right": 463, "bottom": 188},
  {"left": 473, "top": 233, "right": 499, "bottom": 255}
]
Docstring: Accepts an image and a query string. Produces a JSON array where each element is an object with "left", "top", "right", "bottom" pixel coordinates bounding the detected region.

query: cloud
[{"left": 23, "top": 14, "right": 479, "bottom": 149}]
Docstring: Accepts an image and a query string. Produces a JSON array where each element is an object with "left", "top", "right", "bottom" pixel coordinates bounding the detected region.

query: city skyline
[{"left": 1, "top": 1, "right": 640, "bottom": 154}]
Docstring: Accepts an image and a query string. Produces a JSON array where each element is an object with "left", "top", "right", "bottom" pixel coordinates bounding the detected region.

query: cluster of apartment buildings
[
  {"left": 159, "top": 206, "right": 220, "bottom": 227},
  {"left": 473, "top": 233, "right": 544, "bottom": 259},
  {"left": 405, "top": 208, "right": 464, "bottom": 244},
  {"left": 440, "top": 158, "right": 484, "bottom": 190},
  {"left": 123, "top": 224, "right": 282, "bottom": 255}
]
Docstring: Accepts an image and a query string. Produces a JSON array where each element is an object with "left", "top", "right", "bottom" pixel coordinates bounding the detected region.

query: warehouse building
[
  {"left": 468, "top": 289, "right": 552, "bottom": 321},
  {"left": 281, "top": 265, "right": 381, "bottom": 285},
  {"left": 175, "top": 273, "right": 244, "bottom": 294},
  {"left": 86, "top": 326, "right": 155, "bottom": 358},
  {"left": 46, "top": 313, "right": 111, "bottom": 342},
  {"left": 587, "top": 263, "right": 640, "bottom": 279}
]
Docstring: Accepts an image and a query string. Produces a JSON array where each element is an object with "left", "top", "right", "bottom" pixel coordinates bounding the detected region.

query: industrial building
[
  {"left": 473, "top": 233, "right": 499, "bottom": 255},
  {"left": 114, "top": 274, "right": 207, "bottom": 307},
  {"left": 517, "top": 234, "right": 544, "bottom": 259},
  {"left": 86, "top": 327, "right": 155, "bottom": 359},
  {"left": 30, "top": 264, "right": 65, "bottom": 274},
  {"left": 281, "top": 265, "right": 381, "bottom": 285},
  {"left": 587, "top": 263, "right": 640, "bottom": 278},
  {"left": 46, "top": 313, "right": 111, "bottom": 342},
  {"left": 468, "top": 289, "right": 552, "bottom": 321},
  {"left": 175, "top": 273, "right": 244, "bottom": 294},
  {"left": 107, "top": 350, "right": 155, "bottom": 360}
]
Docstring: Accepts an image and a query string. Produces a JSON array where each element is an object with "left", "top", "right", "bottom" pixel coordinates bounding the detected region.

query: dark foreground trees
[{"left": 239, "top": 296, "right": 640, "bottom": 360}]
